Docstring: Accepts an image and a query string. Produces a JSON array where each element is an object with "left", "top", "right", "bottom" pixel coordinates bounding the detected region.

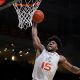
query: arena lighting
[
  {"left": 20, "top": 54, "right": 22, "bottom": 56},
  {"left": 27, "top": 52, "right": 29, "bottom": 53},
  {"left": 4, "top": 57, "right": 8, "bottom": 60},
  {"left": 28, "top": 48, "right": 30, "bottom": 50},
  {"left": 19, "top": 50, "right": 23, "bottom": 54},
  {"left": 11, "top": 55, "right": 16, "bottom": 61},
  {"left": 12, "top": 49, "right": 15, "bottom": 52},
  {"left": 25, "top": 52, "right": 29, "bottom": 55},
  {"left": 0, "top": 51, "right": 1, "bottom": 53},
  {"left": 4, "top": 48, "right": 7, "bottom": 52}
]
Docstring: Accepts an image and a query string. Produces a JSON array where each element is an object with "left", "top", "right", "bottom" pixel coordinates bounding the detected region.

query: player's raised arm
[
  {"left": 59, "top": 55, "right": 80, "bottom": 75},
  {"left": 32, "top": 22, "right": 44, "bottom": 52}
]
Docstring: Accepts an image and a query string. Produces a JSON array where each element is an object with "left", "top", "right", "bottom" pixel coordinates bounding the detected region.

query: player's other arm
[
  {"left": 59, "top": 55, "right": 80, "bottom": 75},
  {"left": 32, "top": 22, "right": 44, "bottom": 56}
]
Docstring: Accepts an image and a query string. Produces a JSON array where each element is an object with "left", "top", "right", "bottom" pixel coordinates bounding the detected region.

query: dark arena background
[{"left": 0, "top": 0, "right": 80, "bottom": 80}]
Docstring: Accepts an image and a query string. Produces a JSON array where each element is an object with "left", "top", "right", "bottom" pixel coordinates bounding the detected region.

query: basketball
[
  {"left": 32, "top": 10, "right": 44, "bottom": 23},
  {"left": 0, "top": 0, "right": 6, "bottom": 6}
]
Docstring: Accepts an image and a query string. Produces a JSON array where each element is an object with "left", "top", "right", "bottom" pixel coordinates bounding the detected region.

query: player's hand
[{"left": 76, "top": 69, "right": 80, "bottom": 75}]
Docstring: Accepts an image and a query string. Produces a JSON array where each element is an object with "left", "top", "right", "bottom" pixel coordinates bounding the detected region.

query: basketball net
[{"left": 13, "top": 0, "right": 42, "bottom": 30}]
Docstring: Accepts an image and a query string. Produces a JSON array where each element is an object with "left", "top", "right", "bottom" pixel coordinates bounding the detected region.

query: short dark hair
[{"left": 47, "top": 35, "right": 62, "bottom": 50}]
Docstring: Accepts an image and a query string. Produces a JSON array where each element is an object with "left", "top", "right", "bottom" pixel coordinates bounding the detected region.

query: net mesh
[{"left": 13, "top": 0, "right": 42, "bottom": 29}]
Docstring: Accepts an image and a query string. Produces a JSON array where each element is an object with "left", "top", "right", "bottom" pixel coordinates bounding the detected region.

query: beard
[
  {"left": 47, "top": 49, "right": 54, "bottom": 52},
  {"left": 45, "top": 46, "right": 55, "bottom": 52}
]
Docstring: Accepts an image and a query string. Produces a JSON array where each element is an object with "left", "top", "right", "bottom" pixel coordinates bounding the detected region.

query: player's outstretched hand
[{"left": 76, "top": 69, "right": 80, "bottom": 75}]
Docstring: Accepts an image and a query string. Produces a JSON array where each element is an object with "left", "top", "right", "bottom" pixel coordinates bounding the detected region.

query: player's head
[{"left": 46, "top": 35, "right": 62, "bottom": 52}]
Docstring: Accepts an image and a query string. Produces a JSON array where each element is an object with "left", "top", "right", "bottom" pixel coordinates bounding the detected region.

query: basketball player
[{"left": 32, "top": 22, "right": 80, "bottom": 80}]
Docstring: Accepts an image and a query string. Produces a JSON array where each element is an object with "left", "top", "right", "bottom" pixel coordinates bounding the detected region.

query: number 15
[{"left": 41, "top": 62, "right": 51, "bottom": 71}]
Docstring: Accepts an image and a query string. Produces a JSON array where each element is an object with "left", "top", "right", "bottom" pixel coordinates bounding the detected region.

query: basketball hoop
[{"left": 13, "top": 0, "right": 42, "bottom": 30}]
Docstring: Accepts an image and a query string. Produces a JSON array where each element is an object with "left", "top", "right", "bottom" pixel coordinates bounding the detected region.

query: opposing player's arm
[
  {"left": 32, "top": 22, "right": 44, "bottom": 54},
  {"left": 59, "top": 55, "right": 80, "bottom": 75}
]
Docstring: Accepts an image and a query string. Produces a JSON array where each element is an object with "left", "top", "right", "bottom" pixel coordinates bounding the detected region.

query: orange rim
[
  {"left": 14, "top": 2, "right": 40, "bottom": 6},
  {"left": 14, "top": 3, "right": 33, "bottom": 6}
]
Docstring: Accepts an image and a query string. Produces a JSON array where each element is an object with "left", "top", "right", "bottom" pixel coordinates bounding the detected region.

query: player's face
[{"left": 47, "top": 40, "right": 58, "bottom": 52}]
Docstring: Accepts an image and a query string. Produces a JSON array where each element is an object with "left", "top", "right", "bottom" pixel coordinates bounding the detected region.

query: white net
[{"left": 13, "top": 0, "right": 42, "bottom": 29}]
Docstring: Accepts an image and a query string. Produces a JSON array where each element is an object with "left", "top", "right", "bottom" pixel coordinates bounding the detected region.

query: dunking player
[{"left": 32, "top": 22, "right": 80, "bottom": 80}]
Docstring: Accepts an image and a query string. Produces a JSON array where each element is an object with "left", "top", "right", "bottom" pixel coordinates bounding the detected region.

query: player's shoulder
[{"left": 59, "top": 55, "right": 67, "bottom": 63}]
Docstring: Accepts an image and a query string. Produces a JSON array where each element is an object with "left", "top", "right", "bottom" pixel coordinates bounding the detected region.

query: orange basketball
[
  {"left": 32, "top": 10, "right": 44, "bottom": 23},
  {"left": 0, "top": 0, "right": 6, "bottom": 6}
]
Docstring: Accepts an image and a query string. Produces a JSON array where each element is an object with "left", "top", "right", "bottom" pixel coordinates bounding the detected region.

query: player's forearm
[{"left": 32, "top": 23, "right": 38, "bottom": 37}]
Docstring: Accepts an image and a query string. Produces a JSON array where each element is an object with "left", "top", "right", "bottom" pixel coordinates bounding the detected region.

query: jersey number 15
[{"left": 41, "top": 62, "right": 51, "bottom": 71}]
